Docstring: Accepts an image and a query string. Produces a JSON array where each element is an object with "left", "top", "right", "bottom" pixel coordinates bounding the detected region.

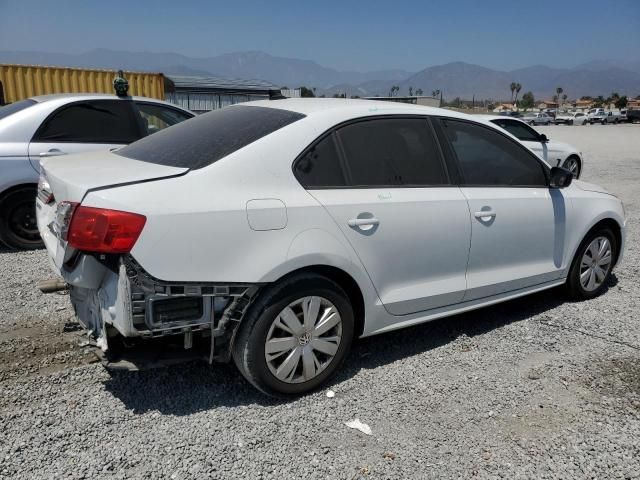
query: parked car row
[
  {"left": 0, "top": 94, "right": 194, "bottom": 249},
  {"left": 29, "top": 98, "right": 625, "bottom": 396}
]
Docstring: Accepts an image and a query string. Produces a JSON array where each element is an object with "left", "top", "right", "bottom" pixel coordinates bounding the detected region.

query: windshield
[
  {"left": 0, "top": 99, "right": 37, "bottom": 121},
  {"left": 116, "top": 105, "right": 305, "bottom": 170}
]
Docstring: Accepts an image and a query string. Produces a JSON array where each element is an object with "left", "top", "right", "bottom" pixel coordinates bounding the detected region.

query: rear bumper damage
[{"left": 50, "top": 253, "right": 261, "bottom": 365}]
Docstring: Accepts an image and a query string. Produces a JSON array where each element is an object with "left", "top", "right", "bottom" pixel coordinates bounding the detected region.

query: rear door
[
  {"left": 296, "top": 116, "right": 471, "bottom": 315},
  {"left": 435, "top": 118, "right": 565, "bottom": 301},
  {"left": 28, "top": 99, "right": 141, "bottom": 172}
]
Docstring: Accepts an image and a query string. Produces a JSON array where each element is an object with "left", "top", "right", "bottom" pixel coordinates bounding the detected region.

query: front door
[
  {"left": 294, "top": 117, "right": 471, "bottom": 315},
  {"left": 437, "top": 117, "right": 566, "bottom": 301}
]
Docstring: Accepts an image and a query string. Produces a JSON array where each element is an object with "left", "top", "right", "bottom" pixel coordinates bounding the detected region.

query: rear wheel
[
  {"left": 566, "top": 228, "right": 617, "bottom": 300},
  {"left": 232, "top": 273, "right": 354, "bottom": 397},
  {"left": 0, "top": 187, "right": 43, "bottom": 250}
]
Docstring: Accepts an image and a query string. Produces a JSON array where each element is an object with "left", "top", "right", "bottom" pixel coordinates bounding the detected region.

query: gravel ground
[{"left": 1, "top": 124, "right": 639, "bottom": 479}]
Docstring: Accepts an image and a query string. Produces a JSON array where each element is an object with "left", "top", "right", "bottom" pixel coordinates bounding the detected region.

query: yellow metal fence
[{"left": 0, "top": 64, "right": 165, "bottom": 104}]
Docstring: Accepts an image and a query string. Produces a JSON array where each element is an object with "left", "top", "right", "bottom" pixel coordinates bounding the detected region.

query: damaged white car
[{"left": 37, "top": 99, "right": 626, "bottom": 396}]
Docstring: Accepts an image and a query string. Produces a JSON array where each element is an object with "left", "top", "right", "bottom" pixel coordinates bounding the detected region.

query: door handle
[
  {"left": 40, "top": 149, "right": 66, "bottom": 158},
  {"left": 474, "top": 210, "right": 496, "bottom": 219},
  {"left": 348, "top": 217, "right": 380, "bottom": 227}
]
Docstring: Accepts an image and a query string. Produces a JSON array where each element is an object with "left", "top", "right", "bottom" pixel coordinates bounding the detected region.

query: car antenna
[{"left": 113, "top": 70, "right": 130, "bottom": 97}]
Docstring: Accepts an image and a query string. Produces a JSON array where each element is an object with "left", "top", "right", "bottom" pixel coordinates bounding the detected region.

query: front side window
[
  {"left": 490, "top": 119, "right": 540, "bottom": 142},
  {"left": 336, "top": 118, "right": 447, "bottom": 187},
  {"left": 135, "top": 102, "right": 193, "bottom": 136},
  {"left": 439, "top": 119, "right": 547, "bottom": 187},
  {"left": 34, "top": 100, "right": 139, "bottom": 143}
]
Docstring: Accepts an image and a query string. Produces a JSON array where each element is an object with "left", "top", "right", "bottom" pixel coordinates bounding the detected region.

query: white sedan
[
  {"left": 554, "top": 112, "right": 588, "bottom": 125},
  {"left": 478, "top": 115, "right": 584, "bottom": 177},
  {"left": 36, "top": 99, "right": 625, "bottom": 396}
]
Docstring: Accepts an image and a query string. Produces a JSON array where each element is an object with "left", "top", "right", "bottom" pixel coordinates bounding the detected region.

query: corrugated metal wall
[
  {"left": 0, "top": 64, "right": 165, "bottom": 104},
  {"left": 166, "top": 92, "right": 269, "bottom": 112}
]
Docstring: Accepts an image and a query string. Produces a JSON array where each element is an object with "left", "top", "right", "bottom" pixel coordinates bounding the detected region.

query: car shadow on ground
[{"left": 103, "top": 281, "right": 600, "bottom": 415}]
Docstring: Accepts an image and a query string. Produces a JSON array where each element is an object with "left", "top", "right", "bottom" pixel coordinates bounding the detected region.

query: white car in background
[
  {"left": 0, "top": 94, "right": 193, "bottom": 249},
  {"left": 36, "top": 99, "right": 624, "bottom": 396},
  {"left": 477, "top": 115, "right": 584, "bottom": 177},
  {"left": 554, "top": 111, "right": 588, "bottom": 125},
  {"left": 521, "top": 112, "right": 553, "bottom": 125}
]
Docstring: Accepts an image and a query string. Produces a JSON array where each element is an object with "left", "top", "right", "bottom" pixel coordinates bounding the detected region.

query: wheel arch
[
  {"left": 585, "top": 217, "right": 623, "bottom": 266},
  {"left": 0, "top": 182, "right": 38, "bottom": 207},
  {"left": 262, "top": 264, "right": 367, "bottom": 338}
]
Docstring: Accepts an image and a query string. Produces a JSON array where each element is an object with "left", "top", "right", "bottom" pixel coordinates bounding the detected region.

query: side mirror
[
  {"left": 539, "top": 134, "right": 549, "bottom": 143},
  {"left": 549, "top": 166, "right": 573, "bottom": 189}
]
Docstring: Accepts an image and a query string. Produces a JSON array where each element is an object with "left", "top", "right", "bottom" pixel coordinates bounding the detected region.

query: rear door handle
[
  {"left": 474, "top": 210, "right": 496, "bottom": 219},
  {"left": 40, "top": 149, "right": 66, "bottom": 158},
  {"left": 348, "top": 218, "right": 380, "bottom": 227}
]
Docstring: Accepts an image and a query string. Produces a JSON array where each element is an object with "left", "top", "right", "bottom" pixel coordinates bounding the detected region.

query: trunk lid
[
  {"left": 37, "top": 149, "right": 187, "bottom": 272},
  {"left": 40, "top": 149, "right": 188, "bottom": 203}
]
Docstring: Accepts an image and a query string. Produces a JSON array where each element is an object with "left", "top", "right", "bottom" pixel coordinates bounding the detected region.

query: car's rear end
[{"left": 36, "top": 103, "right": 308, "bottom": 364}]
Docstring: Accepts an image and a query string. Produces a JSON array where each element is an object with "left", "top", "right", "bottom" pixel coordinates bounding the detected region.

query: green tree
[
  {"left": 415, "top": 88, "right": 423, "bottom": 95},
  {"left": 519, "top": 91, "right": 535, "bottom": 110},
  {"left": 514, "top": 83, "right": 522, "bottom": 104},
  {"left": 615, "top": 96, "right": 628, "bottom": 109},
  {"left": 580, "top": 95, "right": 593, "bottom": 101},
  {"left": 593, "top": 95, "right": 605, "bottom": 107},
  {"left": 408, "top": 86, "right": 413, "bottom": 96},
  {"left": 556, "top": 87, "right": 563, "bottom": 107},
  {"left": 388, "top": 85, "right": 400, "bottom": 97},
  {"left": 299, "top": 86, "right": 315, "bottom": 98},
  {"left": 431, "top": 89, "right": 440, "bottom": 98},
  {"left": 509, "top": 82, "right": 517, "bottom": 103}
]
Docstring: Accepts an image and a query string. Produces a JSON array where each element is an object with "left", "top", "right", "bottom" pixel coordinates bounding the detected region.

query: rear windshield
[
  {"left": 0, "top": 99, "right": 37, "bottom": 121},
  {"left": 116, "top": 105, "right": 305, "bottom": 169}
]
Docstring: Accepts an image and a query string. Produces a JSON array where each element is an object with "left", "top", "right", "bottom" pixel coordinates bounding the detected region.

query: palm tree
[
  {"left": 388, "top": 85, "right": 399, "bottom": 97},
  {"left": 415, "top": 88, "right": 423, "bottom": 96},
  {"left": 408, "top": 86, "right": 413, "bottom": 96},
  {"left": 431, "top": 89, "right": 440, "bottom": 98},
  {"left": 510, "top": 82, "right": 517, "bottom": 103},
  {"left": 513, "top": 83, "right": 522, "bottom": 106},
  {"left": 556, "top": 87, "right": 563, "bottom": 107}
]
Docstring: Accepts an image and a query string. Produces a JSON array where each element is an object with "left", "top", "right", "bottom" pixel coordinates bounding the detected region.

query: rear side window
[
  {"left": 0, "top": 99, "right": 37, "bottom": 121},
  {"left": 34, "top": 100, "right": 139, "bottom": 143},
  {"left": 439, "top": 119, "right": 547, "bottom": 187},
  {"left": 337, "top": 118, "right": 447, "bottom": 187},
  {"left": 134, "top": 102, "right": 193, "bottom": 136},
  {"left": 117, "top": 105, "right": 305, "bottom": 170},
  {"left": 294, "top": 134, "right": 346, "bottom": 187}
]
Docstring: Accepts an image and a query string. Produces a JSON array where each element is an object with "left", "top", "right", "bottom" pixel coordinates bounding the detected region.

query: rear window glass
[
  {"left": 0, "top": 99, "right": 37, "bottom": 121},
  {"left": 116, "top": 105, "right": 305, "bottom": 170}
]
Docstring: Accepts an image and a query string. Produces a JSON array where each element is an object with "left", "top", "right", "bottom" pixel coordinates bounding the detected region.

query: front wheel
[
  {"left": 566, "top": 228, "right": 617, "bottom": 300},
  {"left": 0, "top": 187, "right": 43, "bottom": 250},
  {"left": 233, "top": 273, "right": 354, "bottom": 397},
  {"left": 562, "top": 156, "right": 581, "bottom": 178}
]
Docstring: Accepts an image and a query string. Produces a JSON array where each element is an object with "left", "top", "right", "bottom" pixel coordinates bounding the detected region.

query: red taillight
[{"left": 67, "top": 206, "right": 146, "bottom": 254}]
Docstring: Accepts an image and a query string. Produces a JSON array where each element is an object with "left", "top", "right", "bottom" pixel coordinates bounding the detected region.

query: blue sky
[{"left": 1, "top": 0, "right": 639, "bottom": 72}]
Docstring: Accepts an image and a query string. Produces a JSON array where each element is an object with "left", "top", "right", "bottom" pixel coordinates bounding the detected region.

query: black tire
[
  {"left": 232, "top": 273, "right": 355, "bottom": 397},
  {"left": 0, "top": 187, "right": 43, "bottom": 250},
  {"left": 566, "top": 227, "right": 617, "bottom": 300},
  {"left": 562, "top": 155, "right": 582, "bottom": 178}
]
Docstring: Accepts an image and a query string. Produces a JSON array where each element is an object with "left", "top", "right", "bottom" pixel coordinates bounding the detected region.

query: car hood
[{"left": 573, "top": 180, "right": 610, "bottom": 195}]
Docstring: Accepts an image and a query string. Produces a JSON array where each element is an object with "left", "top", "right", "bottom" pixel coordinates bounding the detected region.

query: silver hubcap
[
  {"left": 564, "top": 158, "right": 579, "bottom": 175},
  {"left": 265, "top": 296, "right": 342, "bottom": 384},
  {"left": 579, "top": 236, "right": 612, "bottom": 292}
]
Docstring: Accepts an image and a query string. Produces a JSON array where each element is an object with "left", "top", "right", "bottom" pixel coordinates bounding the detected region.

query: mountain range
[{"left": 1, "top": 49, "right": 638, "bottom": 101}]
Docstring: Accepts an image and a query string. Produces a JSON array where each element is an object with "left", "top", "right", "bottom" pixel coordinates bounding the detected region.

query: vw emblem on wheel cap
[{"left": 298, "top": 332, "right": 312, "bottom": 346}]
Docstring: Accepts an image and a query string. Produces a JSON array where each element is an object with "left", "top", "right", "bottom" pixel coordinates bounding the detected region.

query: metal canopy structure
[{"left": 165, "top": 74, "right": 279, "bottom": 113}]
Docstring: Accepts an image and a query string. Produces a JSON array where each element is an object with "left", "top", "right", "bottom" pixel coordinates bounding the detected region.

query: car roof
[
  {"left": 243, "top": 97, "right": 475, "bottom": 121},
  {"left": 29, "top": 93, "right": 190, "bottom": 111}
]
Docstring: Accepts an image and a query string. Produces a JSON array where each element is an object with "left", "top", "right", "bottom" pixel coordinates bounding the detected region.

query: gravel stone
[{"left": 0, "top": 124, "right": 639, "bottom": 479}]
